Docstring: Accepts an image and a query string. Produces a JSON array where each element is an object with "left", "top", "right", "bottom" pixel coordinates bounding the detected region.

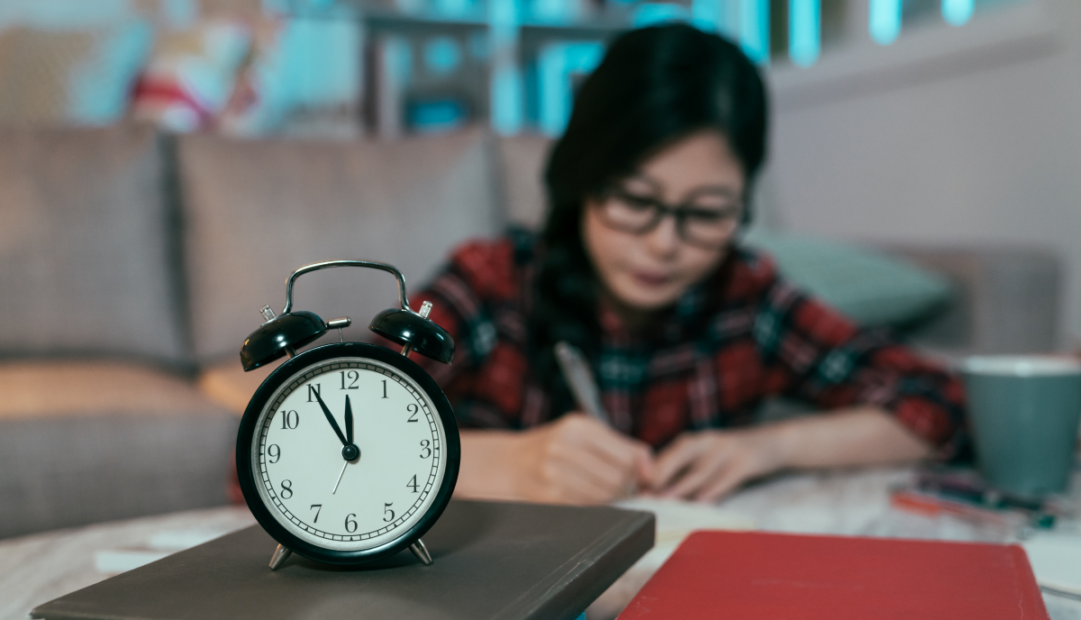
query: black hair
[{"left": 528, "top": 23, "right": 769, "bottom": 419}]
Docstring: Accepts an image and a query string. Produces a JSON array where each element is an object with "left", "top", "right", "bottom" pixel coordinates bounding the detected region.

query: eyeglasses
[{"left": 593, "top": 187, "right": 743, "bottom": 249}]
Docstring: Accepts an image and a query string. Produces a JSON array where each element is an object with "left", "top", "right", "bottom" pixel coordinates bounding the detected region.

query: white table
[{"left": 2, "top": 466, "right": 1079, "bottom": 620}]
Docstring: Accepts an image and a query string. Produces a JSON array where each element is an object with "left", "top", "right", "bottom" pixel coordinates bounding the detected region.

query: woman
[{"left": 406, "top": 24, "right": 964, "bottom": 504}]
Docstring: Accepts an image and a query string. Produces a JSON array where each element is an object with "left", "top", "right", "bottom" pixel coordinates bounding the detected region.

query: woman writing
[{"left": 404, "top": 24, "right": 964, "bottom": 504}]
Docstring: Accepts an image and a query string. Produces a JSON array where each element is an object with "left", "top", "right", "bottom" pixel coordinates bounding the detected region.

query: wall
[{"left": 765, "top": 0, "right": 1081, "bottom": 348}]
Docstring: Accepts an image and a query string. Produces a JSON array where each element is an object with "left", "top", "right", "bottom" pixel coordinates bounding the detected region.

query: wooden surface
[{"left": 2, "top": 466, "right": 1079, "bottom": 620}]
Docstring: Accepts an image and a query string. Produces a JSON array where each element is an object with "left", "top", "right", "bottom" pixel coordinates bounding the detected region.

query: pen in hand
[
  {"left": 554, "top": 341, "right": 645, "bottom": 498},
  {"left": 554, "top": 341, "right": 608, "bottom": 423}
]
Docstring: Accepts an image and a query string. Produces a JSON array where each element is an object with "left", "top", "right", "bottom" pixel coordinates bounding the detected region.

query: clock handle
[
  {"left": 269, "top": 259, "right": 455, "bottom": 365},
  {"left": 282, "top": 260, "right": 411, "bottom": 315},
  {"left": 409, "top": 538, "right": 433, "bottom": 566},
  {"left": 268, "top": 544, "right": 293, "bottom": 570}
]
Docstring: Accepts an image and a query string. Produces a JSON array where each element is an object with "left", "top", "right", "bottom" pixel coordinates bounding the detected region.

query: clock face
[{"left": 239, "top": 343, "right": 458, "bottom": 562}]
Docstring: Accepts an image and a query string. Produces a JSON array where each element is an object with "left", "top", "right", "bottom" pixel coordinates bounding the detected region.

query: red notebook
[{"left": 620, "top": 531, "right": 1049, "bottom": 619}]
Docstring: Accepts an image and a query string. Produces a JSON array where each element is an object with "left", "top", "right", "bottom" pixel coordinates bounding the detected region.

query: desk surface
[{"left": 3, "top": 466, "right": 1079, "bottom": 620}]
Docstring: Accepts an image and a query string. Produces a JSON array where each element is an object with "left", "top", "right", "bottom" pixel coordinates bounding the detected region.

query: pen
[
  {"left": 554, "top": 341, "right": 609, "bottom": 423},
  {"left": 914, "top": 471, "right": 1046, "bottom": 512},
  {"left": 889, "top": 488, "right": 1023, "bottom": 530}
]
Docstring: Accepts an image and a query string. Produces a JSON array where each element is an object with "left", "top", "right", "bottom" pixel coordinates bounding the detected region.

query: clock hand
[
  {"left": 332, "top": 460, "right": 348, "bottom": 494},
  {"left": 331, "top": 397, "right": 360, "bottom": 492},
  {"left": 312, "top": 389, "right": 348, "bottom": 446},
  {"left": 345, "top": 395, "right": 354, "bottom": 445}
]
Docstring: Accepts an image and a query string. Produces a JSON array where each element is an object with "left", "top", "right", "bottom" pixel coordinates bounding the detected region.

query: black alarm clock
[{"left": 235, "top": 260, "right": 459, "bottom": 570}]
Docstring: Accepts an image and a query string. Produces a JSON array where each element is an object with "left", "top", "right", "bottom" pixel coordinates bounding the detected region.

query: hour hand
[
  {"left": 313, "top": 390, "right": 348, "bottom": 446},
  {"left": 345, "top": 395, "right": 354, "bottom": 445}
]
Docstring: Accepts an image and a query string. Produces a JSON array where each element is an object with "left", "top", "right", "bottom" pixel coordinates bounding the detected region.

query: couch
[{"left": 0, "top": 124, "right": 1062, "bottom": 540}]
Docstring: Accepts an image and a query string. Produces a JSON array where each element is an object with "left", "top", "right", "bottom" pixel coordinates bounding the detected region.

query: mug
[{"left": 961, "top": 355, "right": 1081, "bottom": 497}]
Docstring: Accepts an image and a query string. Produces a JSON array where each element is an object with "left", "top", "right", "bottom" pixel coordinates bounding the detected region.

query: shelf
[{"left": 330, "top": 0, "right": 630, "bottom": 37}]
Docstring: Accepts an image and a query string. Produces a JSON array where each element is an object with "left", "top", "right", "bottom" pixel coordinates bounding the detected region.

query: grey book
[{"left": 32, "top": 500, "right": 654, "bottom": 620}]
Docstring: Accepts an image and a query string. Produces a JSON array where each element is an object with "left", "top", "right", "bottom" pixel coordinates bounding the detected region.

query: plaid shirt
[{"left": 396, "top": 233, "right": 966, "bottom": 454}]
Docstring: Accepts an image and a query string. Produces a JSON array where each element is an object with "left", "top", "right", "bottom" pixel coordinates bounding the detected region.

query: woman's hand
[
  {"left": 457, "top": 408, "right": 931, "bottom": 505},
  {"left": 650, "top": 427, "right": 789, "bottom": 503},
  {"left": 511, "top": 414, "right": 654, "bottom": 505}
]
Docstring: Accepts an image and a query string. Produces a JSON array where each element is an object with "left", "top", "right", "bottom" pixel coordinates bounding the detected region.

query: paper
[
  {"left": 94, "top": 528, "right": 233, "bottom": 575},
  {"left": 1023, "top": 531, "right": 1081, "bottom": 597},
  {"left": 94, "top": 550, "right": 171, "bottom": 574},
  {"left": 612, "top": 496, "right": 754, "bottom": 573}
]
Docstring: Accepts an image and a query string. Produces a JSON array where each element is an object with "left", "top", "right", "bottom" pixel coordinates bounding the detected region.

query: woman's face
[{"left": 582, "top": 130, "right": 745, "bottom": 315}]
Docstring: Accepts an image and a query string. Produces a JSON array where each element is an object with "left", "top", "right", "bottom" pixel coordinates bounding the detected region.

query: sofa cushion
[
  {"left": 197, "top": 357, "right": 282, "bottom": 416},
  {"left": 179, "top": 128, "right": 502, "bottom": 364},
  {"left": 741, "top": 229, "right": 954, "bottom": 328},
  {"left": 0, "top": 362, "right": 236, "bottom": 539},
  {"left": 496, "top": 133, "right": 551, "bottom": 229},
  {"left": 884, "top": 246, "right": 1060, "bottom": 355},
  {"left": 0, "top": 125, "right": 188, "bottom": 365}
]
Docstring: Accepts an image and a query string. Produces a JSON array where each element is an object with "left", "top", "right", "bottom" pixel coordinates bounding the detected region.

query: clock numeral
[
  {"left": 306, "top": 384, "right": 321, "bottom": 402},
  {"left": 280, "top": 410, "right": 299, "bottom": 430},
  {"left": 280, "top": 479, "right": 293, "bottom": 499},
  {"left": 340, "top": 371, "right": 359, "bottom": 390},
  {"left": 382, "top": 379, "right": 388, "bottom": 399},
  {"left": 267, "top": 444, "right": 281, "bottom": 463},
  {"left": 407, "top": 474, "right": 418, "bottom": 493},
  {"left": 419, "top": 440, "right": 432, "bottom": 459},
  {"left": 310, "top": 504, "right": 322, "bottom": 523},
  {"left": 407, "top": 403, "right": 419, "bottom": 423},
  {"left": 383, "top": 503, "right": 395, "bottom": 523},
  {"left": 345, "top": 513, "right": 357, "bottom": 533}
]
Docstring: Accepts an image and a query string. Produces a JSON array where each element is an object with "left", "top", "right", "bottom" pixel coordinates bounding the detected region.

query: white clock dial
[{"left": 251, "top": 357, "right": 446, "bottom": 552}]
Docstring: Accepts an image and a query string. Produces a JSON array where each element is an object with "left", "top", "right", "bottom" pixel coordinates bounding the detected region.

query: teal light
[
  {"left": 869, "top": 0, "right": 902, "bottom": 45},
  {"left": 489, "top": 0, "right": 522, "bottom": 135},
  {"left": 788, "top": 0, "right": 820, "bottom": 67},
  {"left": 424, "top": 37, "right": 462, "bottom": 75},
  {"left": 538, "top": 42, "right": 603, "bottom": 136},
  {"left": 691, "top": 0, "right": 721, "bottom": 32},
  {"left": 942, "top": 0, "right": 974, "bottom": 26},
  {"left": 491, "top": 65, "right": 522, "bottom": 135},
  {"left": 632, "top": 2, "right": 690, "bottom": 27},
  {"left": 739, "top": 0, "right": 769, "bottom": 65}
]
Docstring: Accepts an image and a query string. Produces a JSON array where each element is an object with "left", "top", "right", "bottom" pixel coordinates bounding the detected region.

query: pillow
[
  {"left": 740, "top": 229, "right": 953, "bottom": 328},
  {"left": 0, "top": 125, "right": 189, "bottom": 365},
  {"left": 131, "top": 19, "right": 252, "bottom": 133},
  {"left": 496, "top": 133, "right": 552, "bottom": 229},
  {"left": 179, "top": 128, "right": 501, "bottom": 364}
]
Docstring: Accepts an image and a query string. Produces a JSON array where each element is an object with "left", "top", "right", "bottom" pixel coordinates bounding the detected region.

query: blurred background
[
  {"left": 2, "top": 0, "right": 1081, "bottom": 570},
  {"left": 0, "top": 0, "right": 1075, "bottom": 345}
]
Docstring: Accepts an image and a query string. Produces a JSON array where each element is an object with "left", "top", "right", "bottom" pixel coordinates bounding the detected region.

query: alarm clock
[{"left": 235, "top": 259, "right": 459, "bottom": 570}]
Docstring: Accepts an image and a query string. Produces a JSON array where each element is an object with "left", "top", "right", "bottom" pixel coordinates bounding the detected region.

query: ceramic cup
[{"left": 961, "top": 355, "right": 1081, "bottom": 497}]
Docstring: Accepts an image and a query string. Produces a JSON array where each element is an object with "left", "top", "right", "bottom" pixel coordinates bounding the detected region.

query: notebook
[
  {"left": 620, "top": 530, "right": 1049, "bottom": 620},
  {"left": 31, "top": 500, "right": 654, "bottom": 620}
]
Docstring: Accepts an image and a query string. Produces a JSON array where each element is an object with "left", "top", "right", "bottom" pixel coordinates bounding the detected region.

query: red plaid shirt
[{"left": 400, "top": 233, "right": 966, "bottom": 454}]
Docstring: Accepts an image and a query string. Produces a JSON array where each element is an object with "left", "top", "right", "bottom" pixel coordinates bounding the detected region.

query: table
[{"left": 2, "top": 466, "right": 1079, "bottom": 620}]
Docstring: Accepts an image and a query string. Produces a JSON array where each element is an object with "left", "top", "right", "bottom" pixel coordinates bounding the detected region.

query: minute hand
[{"left": 312, "top": 390, "right": 348, "bottom": 446}]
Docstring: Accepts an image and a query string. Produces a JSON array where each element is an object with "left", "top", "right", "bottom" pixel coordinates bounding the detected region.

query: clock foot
[
  {"left": 269, "top": 544, "right": 293, "bottom": 570},
  {"left": 409, "top": 539, "right": 433, "bottom": 566}
]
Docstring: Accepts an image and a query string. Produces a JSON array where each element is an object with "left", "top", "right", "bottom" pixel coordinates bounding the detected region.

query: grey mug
[{"left": 961, "top": 356, "right": 1081, "bottom": 497}]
